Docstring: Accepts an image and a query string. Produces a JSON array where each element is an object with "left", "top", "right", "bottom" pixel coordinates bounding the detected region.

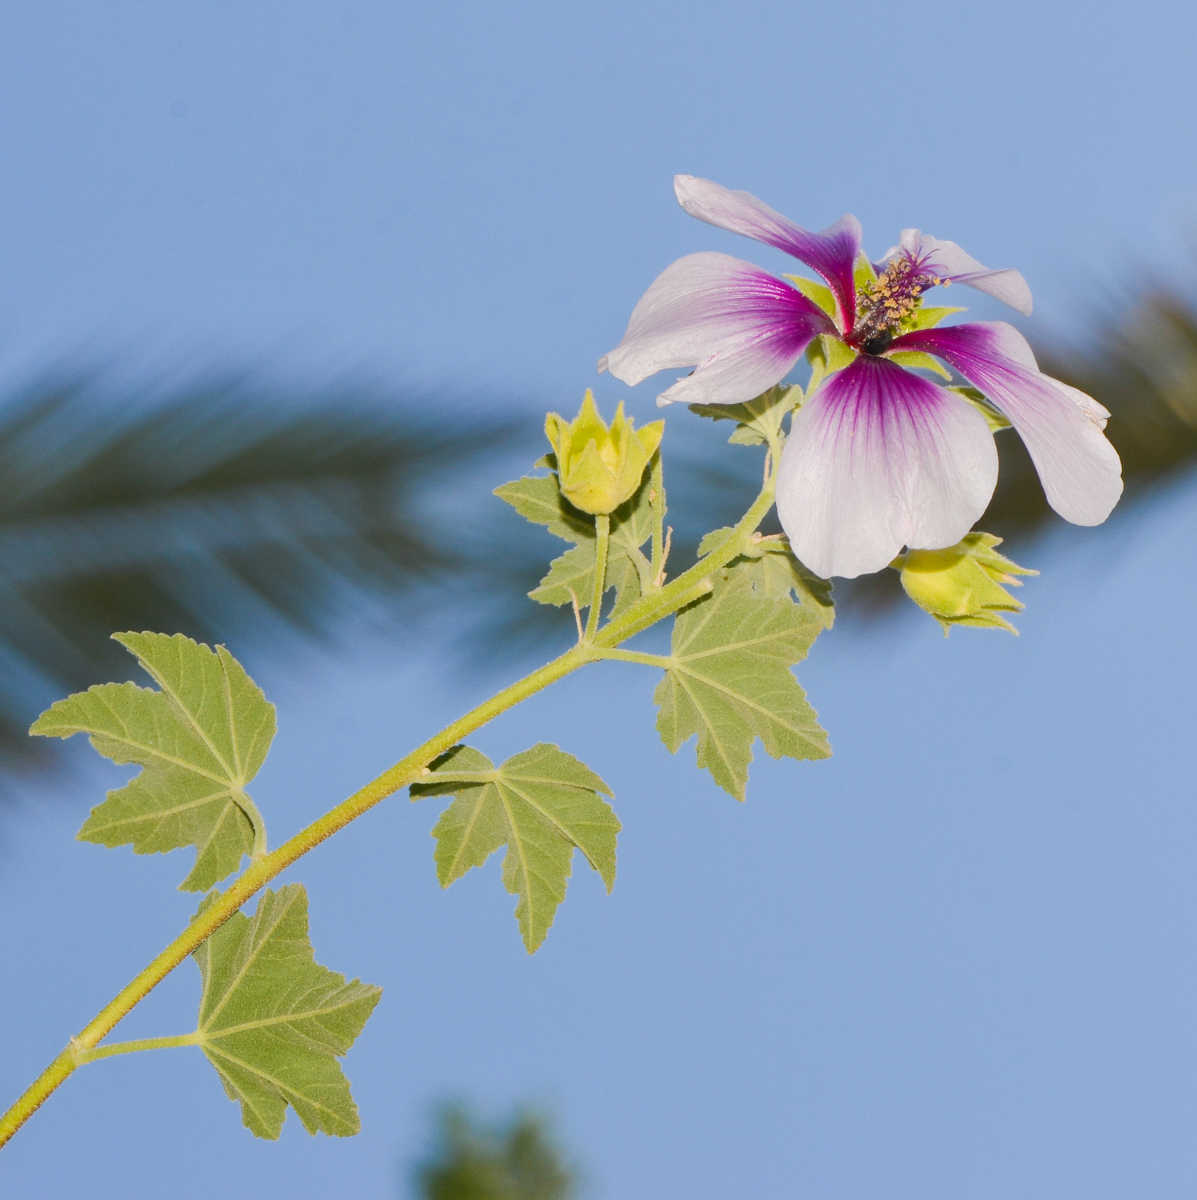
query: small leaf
[
  {"left": 493, "top": 473, "right": 593, "bottom": 544},
  {"left": 192, "top": 884, "right": 381, "bottom": 1140},
  {"left": 654, "top": 570, "right": 830, "bottom": 800},
  {"left": 689, "top": 383, "right": 801, "bottom": 446},
  {"left": 31, "top": 632, "right": 274, "bottom": 891},
  {"left": 526, "top": 474, "right": 655, "bottom": 618},
  {"left": 696, "top": 530, "right": 834, "bottom": 628},
  {"left": 412, "top": 743, "right": 619, "bottom": 952}
]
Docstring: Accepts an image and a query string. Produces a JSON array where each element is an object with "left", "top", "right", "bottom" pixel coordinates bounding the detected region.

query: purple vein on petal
[
  {"left": 598, "top": 251, "right": 834, "bottom": 406},
  {"left": 776, "top": 355, "right": 998, "bottom": 579},
  {"left": 673, "top": 176, "right": 862, "bottom": 334}
]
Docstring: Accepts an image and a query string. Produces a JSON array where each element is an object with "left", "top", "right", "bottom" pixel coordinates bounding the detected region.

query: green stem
[
  {"left": 74, "top": 1033, "right": 201, "bottom": 1065},
  {"left": 649, "top": 454, "right": 666, "bottom": 582},
  {"left": 585, "top": 513, "right": 610, "bottom": 642},
  {"left": 0, "top": 448, "right": 782, "bottom": 1150}
]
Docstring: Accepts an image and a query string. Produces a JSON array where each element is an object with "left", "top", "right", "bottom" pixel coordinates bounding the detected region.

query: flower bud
[
  {"left": 544, "top": 390, "right": 664, "bottom": 515},
  {"left": 893, "top": 533, "right": 1037, "bottom": 634}
]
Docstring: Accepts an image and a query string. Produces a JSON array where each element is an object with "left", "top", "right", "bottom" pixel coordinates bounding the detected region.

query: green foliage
[
  {"left": 688, "top": 382, "right": 801, "bottom": 446},
  {"left": 191, "top": 884, "right": 381, "bottom": 1140},
  {"left": 0, "top": 372, "right": 518, "bottom": 776},
  {"left": 654, "top": 568, "right": 830, "bottom": 800},
  {"left": 496, "top": 469, "right": 656, "bottom": 620},
  {"left": 32, "top": 632, "right": 274, "bottom": 891},
  {"left": 411, "top": 743, "right": 618, "bottom": 952},
  {"left": 416, "top": 1106, "right": 575, "bottom": 1200},
  {"left": 697, "top": 530, "right": 834, "bottom": 629}
]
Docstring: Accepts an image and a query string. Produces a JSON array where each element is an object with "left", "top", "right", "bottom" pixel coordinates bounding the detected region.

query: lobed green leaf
[
  {"left": 412, "top": 743, "right": 619, "bottom": 952},
  {"left": 653, "top": 569, "right": 830, "bottom": 800},
  {"left": 192, "top": 884, "right": 381, "bottom": 1140},
  {"left": 493, "top": 473, "right": 593, "bottom": 544},
  {"left": 697, "top": 530, "right": 835, "bottom": 629},
  {"left": 31, "top": 632, "right": 274, "bottom": 890}
]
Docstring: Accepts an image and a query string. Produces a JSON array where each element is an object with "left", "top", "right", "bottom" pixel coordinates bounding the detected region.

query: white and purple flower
[{"left": 599, "top": 176, "right": 1123, "bottom": 579}]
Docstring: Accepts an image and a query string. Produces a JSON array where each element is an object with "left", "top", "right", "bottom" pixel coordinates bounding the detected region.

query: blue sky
[{"left": 2, "top": 2, "right": 1197, "bottom": 1197}]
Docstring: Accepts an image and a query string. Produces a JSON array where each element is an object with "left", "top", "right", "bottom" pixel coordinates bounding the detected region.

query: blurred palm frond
[
  {"left": 998, "top": 288, "right": 1197, "bottom": 532},
  {"left": 0, "top": 369, "right": 525, "bottom": 769}
]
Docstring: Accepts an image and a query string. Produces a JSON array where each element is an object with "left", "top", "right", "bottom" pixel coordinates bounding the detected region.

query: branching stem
[{"left": 0, "top": 444, "right": 782, "bottom": 1149}]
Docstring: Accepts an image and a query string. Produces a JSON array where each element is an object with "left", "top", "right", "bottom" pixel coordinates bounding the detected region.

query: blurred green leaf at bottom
[{"left": 414, "top": 1106, "right": 576, "bottom": 1200}]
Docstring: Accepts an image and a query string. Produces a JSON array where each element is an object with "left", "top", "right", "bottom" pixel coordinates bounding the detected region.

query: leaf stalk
[{"left": 585, "top": 513, "right": 610, "bottom": 642}]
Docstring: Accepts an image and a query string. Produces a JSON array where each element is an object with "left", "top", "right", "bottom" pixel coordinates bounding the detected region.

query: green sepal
[
  {"left": 887, "top": 350, "right": 952, "bottom": 380},
  {"left": 905, "top": 305, "right": 964, "bottom": 332},
  {"left": 893, "top": 531, "right": 1037, "bottom": 634},
  {"left": 412, "top": 743, "right": 620, "bottom": 953},
  {"left": 697, "top": 530, "right": 834, "bottom": 628},
  {"left": 854, "top": 253, "right": 879, "bottom": 290},
  {"left": 191, "top": 884, "right": 382, "bottom": 1140},
  {"left": 950, "top": 385, "right": 1012, "bottom": 431},
  {"left": 688, "top": 382, "right": 802, "bottom": 446},
  {"left": 653, "top": 569, "right": 830, "bottom": 801},
  {"left": 806, "top": 335, "right": 858, "bottom": 396},
  {"left": 782, "top": 274, "right": 838, "bottom": 321},
  {"left": 31, "top": 632, "right": 274, "bottom": 891}
]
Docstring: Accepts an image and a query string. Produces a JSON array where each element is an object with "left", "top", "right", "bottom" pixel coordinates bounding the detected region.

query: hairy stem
[
  {"left": 0, "top": 450, "right": 780, "bottom": 1148},
  {"left": 585, "top": 513, "right": 610, "bottom": 642}
]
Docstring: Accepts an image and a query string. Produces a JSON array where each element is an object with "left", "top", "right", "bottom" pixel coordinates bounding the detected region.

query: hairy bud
[{"left": 893, "top": 532, "right": 1037, "bottom": 634}]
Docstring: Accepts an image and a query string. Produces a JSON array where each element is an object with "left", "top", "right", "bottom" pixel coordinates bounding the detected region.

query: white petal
[
  {"left": 1046, "top": 376, "right": 1110, "bottom": 429},
  {"left": 599, "top": 251, "right": 830, "bottom": 406},
  {"left": 896, "top": 322, "right": 1123, "bottom": 525},
  {"left": 776, "top": 356, "right": 998, "bottom": 579}
]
